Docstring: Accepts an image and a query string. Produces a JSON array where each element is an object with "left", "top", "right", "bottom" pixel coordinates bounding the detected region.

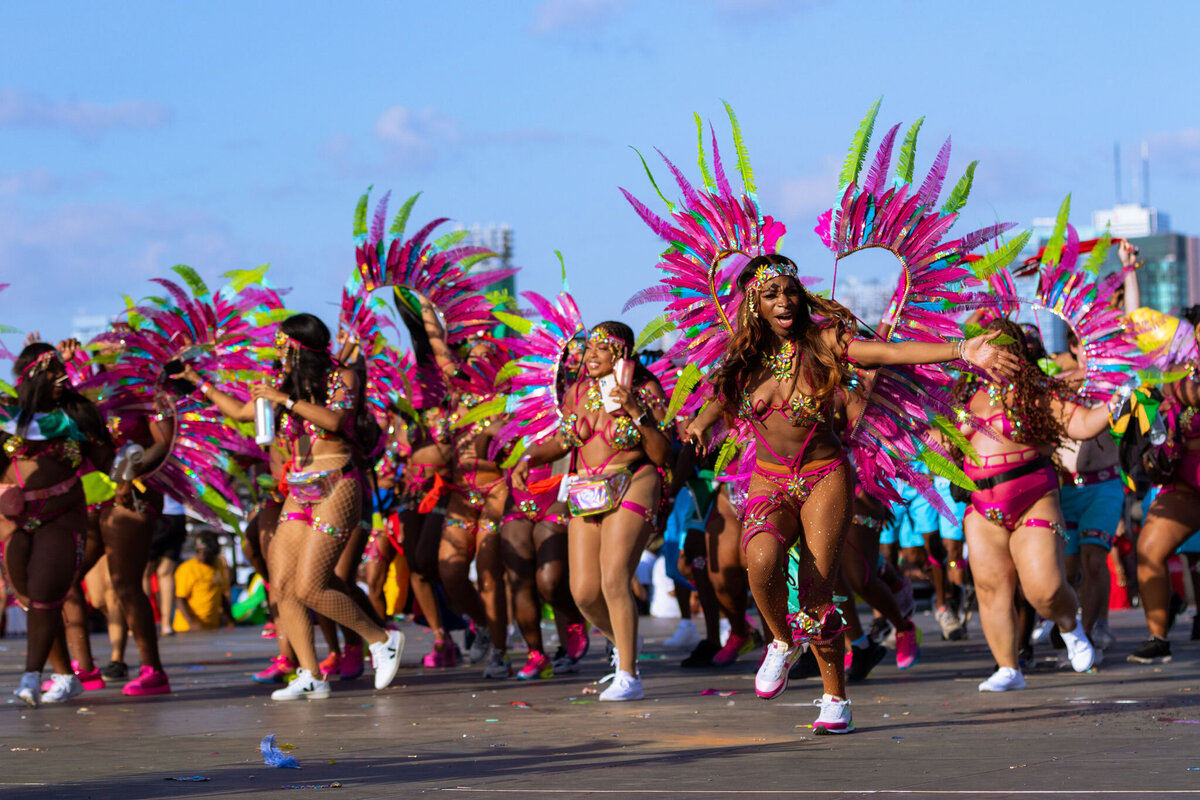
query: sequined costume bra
[
  {"left": 277, "top": 369, "right": 356, "bottom": 443},
  {"left": 0, "top": 408, "right": 88, "bottom": 469},
  {"left": 558, "top": 379, "right": 668, "bottom": 452}
]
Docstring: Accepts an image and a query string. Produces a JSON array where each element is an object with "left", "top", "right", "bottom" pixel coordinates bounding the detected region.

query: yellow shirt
[{"left": 173, "top": 558, "right": 228, "bottom": 632}]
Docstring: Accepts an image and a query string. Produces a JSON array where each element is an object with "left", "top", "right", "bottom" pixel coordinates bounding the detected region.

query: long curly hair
[
  {"left": 711, "top": 254, "right": 856, "bottom": 410},
  {"left": 12, "top": 342, "right": 110, "bottom": 445},
  {"left": 952, "top": 317, "right": 1067, "bottom": 447}
]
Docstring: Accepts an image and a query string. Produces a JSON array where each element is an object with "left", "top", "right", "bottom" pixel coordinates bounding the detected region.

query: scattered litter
[
  {"left": 570, "top": 700, "right": 595, "bottom": 705},
  {"left": 634, "top": 713, "right": 651, "bottom": 718},
  {"left": 261, "top": 734, "right": 300, "bottom": 768},
  {"left": 282, "top": 782, "right": 342, "bottom": 790},
  {"left": 165, "top": 776, "right": 209, "bottom": 782},
  {"left": 700, "top": 689, "right": 737, "bottom": 696},
  {"left": 186, "top": 666, "right": 205, "bottom": 671},
  {"left": 509, "top": 701, "right": 531, "bottom": 708},
  {"left": 1156, "top": 717, "right": 1200, "bottom": 724},
  {"left": 882, "top": 714, "right": 890, "bottom": 718},
  {"left": 582, "top": 687, "right": 600, "bottom": 695},
  {"left": 795, "top": 724, "right": 813, "bottom": 729},
  {"left": 891, "top": 736, "right": 903, "bottom": 740},
  {"left": 1188, "top": 767, "right": 1200, "bottom": 771},
  {"left": 637, "top": 653, "right": 664, "bottom": 660},
  {"left": 278, "top": 743, "right": 298, "bottom": 750},
  {"left": 76, "top": 708, "right": 95, "bottom": 715},
  {"left": 485, "top": 719, "right": 499, "bottom": 723}
]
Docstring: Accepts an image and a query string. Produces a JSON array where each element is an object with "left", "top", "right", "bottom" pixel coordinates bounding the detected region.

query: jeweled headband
[
  {"left": 744, "top": 259, "right": 799, "bottom": 295},
  {"left": 586, "top": 327, "right": 630, "bottom": 360},
  {"left": 16, "top": 350, "right": 64, "bottom": 387},
  {"left": 275, "top": 329, "right": 327, "bottom": 355}
]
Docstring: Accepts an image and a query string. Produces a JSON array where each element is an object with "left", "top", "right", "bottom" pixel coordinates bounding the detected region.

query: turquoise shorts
[
  {"left": 932, "top": 476, "right": 966, "bottom": 543},
  {"left": 881, "top": 480, "right": 939, "bottom": 549},
  {"left": 1060, "top": 479, "right": 1124, "bottom": 555}
]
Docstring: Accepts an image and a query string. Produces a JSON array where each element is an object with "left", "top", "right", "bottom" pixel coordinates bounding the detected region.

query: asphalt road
[{"left": 1, "top": 607, "right": 1198, "bottom": 799}]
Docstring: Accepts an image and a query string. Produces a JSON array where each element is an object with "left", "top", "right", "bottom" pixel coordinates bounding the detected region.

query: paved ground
[{"left": 0, "top": 607, "right": 1198, "bottom": 799}]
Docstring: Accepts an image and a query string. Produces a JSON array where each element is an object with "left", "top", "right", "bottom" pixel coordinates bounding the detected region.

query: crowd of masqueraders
[{"left": 3, "top": 101, "right": 1199, "bottom": 736}]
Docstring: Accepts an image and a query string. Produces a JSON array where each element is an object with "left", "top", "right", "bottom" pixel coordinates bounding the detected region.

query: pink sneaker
[
  {"left": 516, "top": 650, "right": 553, "bottom": 680},
  {"left": 318, "top": 651, "right": 342, "bottom": 679},
  {"left": 76, "top": 666, "right": 106, "bottom": 691},
  {"left": 253, "top": 655, "right": 296, "bottom": 683},
  {"left": 261, "top": 622, "right": 278, "bottom": 639},
  {"left": 340, "top": 644, "right": 364, "bottom": 680},
  {"left": 565, "top": 623, "right": 590, "bottom": 661},
  {"left": 422, "top": 640, "right": 458, "bottom": 668},
  {"left": 122, "top": 666, "right": 171, "bottom": 697},
  {"left": 712, "top": 631, "right": 758, "bottom": 667},
  {"left": 895, "top": 622, "right": 921, "bottom": 670}
]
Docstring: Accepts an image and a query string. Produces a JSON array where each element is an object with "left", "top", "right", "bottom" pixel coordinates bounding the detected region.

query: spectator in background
[
  {"left": 148, "top": 496, "right": 188, "bottom": 637},
  {"left": 173, "top": 533, "right": 231, "bottom": 632}
]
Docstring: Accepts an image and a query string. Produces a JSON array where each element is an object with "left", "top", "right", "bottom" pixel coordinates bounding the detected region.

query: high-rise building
[{"left": 458, "top": 223, "right": 516, "bottom": 302}]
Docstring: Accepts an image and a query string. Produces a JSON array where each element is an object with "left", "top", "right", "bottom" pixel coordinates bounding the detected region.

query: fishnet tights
[{"left": 270, "top": 474, "right": 384, "bottom": 674}]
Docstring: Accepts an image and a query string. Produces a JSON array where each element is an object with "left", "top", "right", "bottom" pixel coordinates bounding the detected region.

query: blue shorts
[
  {"left": 881, "top": 480, "right": 939, "bottom": 549},
  {"left": 932, "top": 476, "right": 966, "bottom": 542},
  {"left": 1060, "top": 479, "right": 1124, "bottom": 555}
]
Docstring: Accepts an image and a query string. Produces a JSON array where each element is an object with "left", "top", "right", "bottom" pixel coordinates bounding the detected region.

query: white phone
[{"left": 598, "top": 373, "right": 622, "bottom": 413}]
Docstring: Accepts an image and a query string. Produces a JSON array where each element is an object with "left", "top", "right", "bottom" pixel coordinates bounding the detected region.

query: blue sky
[{"left": 3, "top": 0, "right": 1199, "bottom": 344}]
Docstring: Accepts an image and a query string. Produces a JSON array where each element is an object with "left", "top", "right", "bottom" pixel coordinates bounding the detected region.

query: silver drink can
[{"left": 254, "top": 397, "right": 275, "bottom": 445}]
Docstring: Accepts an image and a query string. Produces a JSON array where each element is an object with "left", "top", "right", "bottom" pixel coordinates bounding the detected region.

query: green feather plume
[
  {"left": 838, "top": 97, "right": 881, "bottom": 190},
  {"left": 0, "top": 380, "right": 14, "bottom": 397},
  {"left": 695, "top": 112, "right": 716, "bottom": 192},
  {"left": 635, "top": 314, "right": 676, "bottom": 351},
  {"left": 665, "top": 363, "right": 702, "bottom": 423},
  {"left": 940, "top": 160, "right": 978, "bottom": 215},
  {"left": 223, "top": 264, "right": 270, "bottom": 292},
  {"left": 919, "top": 448, "right": 977, "bottom": 491},
  {"left": 494, "top": 310, "right": 533, "bottom": 336},
  {"left": 453, "top": 396, "right": 507, "bottom": 431},
  {"left": 932, "top": 414, "right": 978, "bottom": 466},
  {"left": 971, "top": 230, "right": 1032, "bottom": 279},
  {"left": 555, "top": 250, "right": 569, "bottom": 291},
  {"left": 0, "top": 324, "right": 19, "bottom": 335},
  {"left": 499, "top": 438, "right": 529, "bottom": 469},
  {"left": 353, "top": 186, "right": 372, "bottom": 238},
  {"left": 458, "top": 251, "right": 495, "bottom": 271},
  {"left": 1081, "top": 228, "right": 1112, "bottom": 275},
  {"left": 171, "top": 264, "right": 209, "bottom": 298},
  {"left": 896, "top": 116, "right": 924, "bottom": 184},
  {"left": 1041, "top": 195, "right": 1071, "bottom": 267},
  {"left": 722, "top": 100, "right": 756, "bottom": 196},
  {"left": 495, "top": 360, "right": 523, "bottom": 385},
  {"left": 434, "top": 229, "right": 469, "bottom": 250},
  {"left": 389, "top": 191, "right": 422, "bottom": 237},
  {"left": 630, "top": 146, "right": 675, "bottom": 212},
  {"left": 714, "top": 432, "right": 743, "bottom": 476}
]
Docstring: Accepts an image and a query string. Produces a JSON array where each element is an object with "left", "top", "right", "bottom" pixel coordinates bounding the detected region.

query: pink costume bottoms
[
  {"left": 741, "top": 457, "right": 846, "bottom": 552},
  {"left": 964, "top": 451, "right": 1062, "bottom": 536}
]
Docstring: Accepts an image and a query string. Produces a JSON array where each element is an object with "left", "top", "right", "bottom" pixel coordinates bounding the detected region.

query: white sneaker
[
  {"left": 755, "top": 639, "right": 801, "bottom": 699},
  {"left": 14, "top": 671, "right": 40, "bottom": 707},
  {"left": 812, "top": 693, "right": 854, "bottom": 734},
  {"left": 718, "top": 617, "right": 731, "bottom": 646},
  {"left": 598, "top": 670, "right": 644, "bottom": 701},
  {"left": 1060, "top": 622, "right": 1096, "bottom": 672},
  {"left": 1090, "top": 619, "right": 1115, "bottom": 650},
  {"left": 370, "top": 629, "right": 405, "bottom": 689},
  {"left": 271, "top": 668, "right": 331, "bottom": 701},
  {"left": 664, "top": 620, "right": 701, "bottom": 650},
  {"left": 978, "top": 666, "right": 1026, "bottom": 692},
  {"left": 41, "top": 673, "right": 83, "bottom": 704},
  {"left": 468, "top": 627, "right": 491, "bottom": 664},
  {"left": 1031, "top": 619, "right": 1054, "bottom": 645}
]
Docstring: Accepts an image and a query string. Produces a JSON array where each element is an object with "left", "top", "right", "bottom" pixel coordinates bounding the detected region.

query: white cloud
[
  {"left": 529, "top": 0, "right": 627, "bottom": 35},
  {"left": 1148, "top": 129, "right": 1200, "bottom": 178},
  {"left": 0, "top": 88, "right": 171, "bottom": 141},
  {"left": 0, "top": 168, "right": 107, "bottom": 198},
  {"left": 373, "top": 106, "right": 460, "bottom": 159}
]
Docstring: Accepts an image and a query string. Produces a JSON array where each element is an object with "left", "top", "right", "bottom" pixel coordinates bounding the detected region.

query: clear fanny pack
[
  {"left": 566, "top": 470, "right": 631, "bottom": 517},
  {"left": 286, "top": 468, "right": 342, "bottom": 505}
]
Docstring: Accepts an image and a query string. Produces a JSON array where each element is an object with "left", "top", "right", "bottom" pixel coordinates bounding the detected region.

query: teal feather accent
[
  {"left": 722, "top": 101, "right": 756, "bottom": 196},
  {"left": 635, "top": 314, "right": 676, "bottom": 351},
  {"left": 389, "top": 192, "right": 422, "bottom": 237},
  {"left": 171, "top": 264, "right": 209, "bottom": 298},
  {"left": 353, "top": 187, "right": 372, "bottom": 238},
  {"left": 630, "top": 146, "right": 675, "bottom": 212},
  {"left": 971, "top": 231, "right": 1032, "bottom": 279},
  {"left": 896, "top": 116, "right": 924, "bottom": 184},
  {"left": 1082, "top": 228, "right": 1112, "bottom": 275},
  {"left": 838, "top": 97, "right": 881, "bottom": 190},
  {"left": 1041, "top": 195, "right": 1071, "bottom": 267},
  {"left": 665, "top": 363, "right": 702, "bottom": 422},
  {"left": 695, "top": 112, "right": 717, "bottom": 192},
  {"left": 940, "top": 160, "right": 978, "bottom": 215}
]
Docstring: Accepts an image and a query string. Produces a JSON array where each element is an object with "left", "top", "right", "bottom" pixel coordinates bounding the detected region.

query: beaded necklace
[{"left": 762, "top": 340, "right": 796, "bottom": 384}]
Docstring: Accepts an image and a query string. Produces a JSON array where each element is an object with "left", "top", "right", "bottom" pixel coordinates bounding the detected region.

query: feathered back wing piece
[
  {"left": 487, "top": 289, "right": 585, "bottom": 465},
  {"left": 81, "top": 266, "right": 283, "bottom": 524},
  {"left": 622, "top": 103, "right": 788, "bottom": 379},
  {"left": 348, "top": 188, "right": 514, "bottom": 348},
  {"left": 0, "top": 284, "right": 16, "bottom": 395},
  {"left": 818, "top": 100, "right": 1022, "bottom": 512}
]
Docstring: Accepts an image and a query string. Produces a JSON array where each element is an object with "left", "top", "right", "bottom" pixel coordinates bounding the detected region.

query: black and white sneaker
[
  {"left": 1127, "top": 637, "right": 1172, "bottom": 664},
  {"left": 848, "top": 641, "right": 888, "bottom": 682}
]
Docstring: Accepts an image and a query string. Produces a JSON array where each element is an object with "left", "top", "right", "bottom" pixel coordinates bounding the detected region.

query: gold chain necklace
[{"left": 762, "top": 339, "right": 796, "bottom": 383}]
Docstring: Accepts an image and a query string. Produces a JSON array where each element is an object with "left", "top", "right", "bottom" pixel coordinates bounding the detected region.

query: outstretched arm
[
  {"left": 184, "top": 365, "right": 255, "bottom": 423},
  {"left": 845, "top": 329, "right": 1020, "bottom": 377},
  {"left": 1054, "top": 397, "right": 1112, "bottom": 441}
]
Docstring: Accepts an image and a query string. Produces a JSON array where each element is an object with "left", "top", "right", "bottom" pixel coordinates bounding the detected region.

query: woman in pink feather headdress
[
  {"left": 512, "top": 321, "right": 673, "bottom": 701},
  {"left": 684, "top": 254, "right": 1018, "bottom": 734},
  {"left": 188, "top": 313, "right": 403, "bottom": 701}
]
